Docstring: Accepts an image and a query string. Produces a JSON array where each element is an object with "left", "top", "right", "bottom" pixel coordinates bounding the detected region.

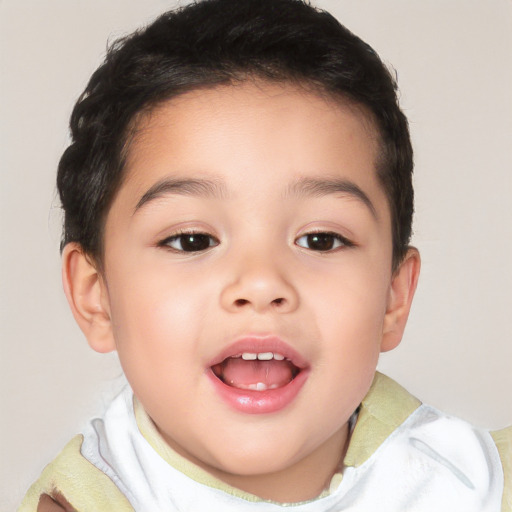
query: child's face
[{"left": 72, "top": 81, "right": 418, "bottom": 500}]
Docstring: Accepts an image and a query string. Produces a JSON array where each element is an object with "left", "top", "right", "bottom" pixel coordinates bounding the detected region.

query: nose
[{"left": 220, "top": 253, "right": 299, "bottom": 314}]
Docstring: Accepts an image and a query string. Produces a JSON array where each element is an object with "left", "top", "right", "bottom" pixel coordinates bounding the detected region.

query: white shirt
[{"left": 79, "top": 382, "right": 504, "bottom": 512}]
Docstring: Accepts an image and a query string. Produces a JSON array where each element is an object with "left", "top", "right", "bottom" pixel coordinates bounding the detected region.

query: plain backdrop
[{"left": 1, "top": 0, "right": 511, "bottom": 509}]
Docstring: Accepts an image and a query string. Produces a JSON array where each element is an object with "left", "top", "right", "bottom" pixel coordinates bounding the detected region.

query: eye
[
  {"left": 160, "top": 232, "right": 219, "bottom": 253},
  {"left": 295, "top": 232, "right": 353, "bottom": 252}
]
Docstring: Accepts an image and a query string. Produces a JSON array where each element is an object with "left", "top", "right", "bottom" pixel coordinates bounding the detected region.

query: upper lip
[{"left": 207, "top": 334, "right": 309, "bottom": 369}]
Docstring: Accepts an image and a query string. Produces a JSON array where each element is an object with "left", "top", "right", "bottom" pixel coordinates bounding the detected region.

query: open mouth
[
  {"left": 211, "top": 352, "right": 301, "bottom": 391},
  {"left": 207, "top": 337, "right": 310, "bottom": 413}
]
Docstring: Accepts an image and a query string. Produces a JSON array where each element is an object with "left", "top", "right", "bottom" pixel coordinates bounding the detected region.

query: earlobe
[
  {"left": 381, "top": 247, "right": 421, "bottom": 353},
  {"left": 62, "top": 243, "right": 116, "bottom": 353}
]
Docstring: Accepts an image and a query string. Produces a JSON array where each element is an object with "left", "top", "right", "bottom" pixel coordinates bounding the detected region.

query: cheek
[
  {"left": 303, "top": 259, "right": 390, "bottom": 391},
  {"left": 304, "top": 270, "right": 388, "bottom": 417},
  {"left": 106, "top": 265, "right": 213, "bottom": 374},
  {"left": 305, "top": 257, "right": 390, "bottom": 334}
]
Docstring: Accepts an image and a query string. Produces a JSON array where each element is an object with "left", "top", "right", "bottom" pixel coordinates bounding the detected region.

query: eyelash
[{"left": 158, "top": 229, "right": 354, "bottom": 254}]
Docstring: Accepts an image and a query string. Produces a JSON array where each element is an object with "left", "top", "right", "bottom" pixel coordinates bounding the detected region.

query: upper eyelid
[
  {"left": 295, "top": 229, "right": 353, "bottom": 240},
  {"left": 159, "top": 227, "right": 217, "bottom": 240},
  {"left": 296, "top": 222, "right": 355, "bottom": 238},
  {"left": 166, "top": 228, "right": 209, "bottom": 237}
]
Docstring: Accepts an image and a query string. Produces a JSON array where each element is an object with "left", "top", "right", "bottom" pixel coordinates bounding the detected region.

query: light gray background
[{"left": 1, "top": 0, "right": 511, "bottom": 509}]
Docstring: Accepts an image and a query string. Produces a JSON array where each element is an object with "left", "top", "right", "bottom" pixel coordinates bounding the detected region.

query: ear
[
  {"left": 62, "top": 243, "right": 116, "bottom": 353},
  {"left": 381, "top": 247, "right": 421, "bottom": 353}
]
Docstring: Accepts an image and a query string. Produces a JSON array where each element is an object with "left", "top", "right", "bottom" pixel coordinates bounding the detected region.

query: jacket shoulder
[
  {"left": 491, "top": 426, "right": 512, "bottom": 512},
  {"left": 18, "top": 435, "right": 133, "bottom": 512}
]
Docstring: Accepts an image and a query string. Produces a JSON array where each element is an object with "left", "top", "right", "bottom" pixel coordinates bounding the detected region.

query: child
[{"left": 19, "top": 0, "right": 511, "bottom": 510}]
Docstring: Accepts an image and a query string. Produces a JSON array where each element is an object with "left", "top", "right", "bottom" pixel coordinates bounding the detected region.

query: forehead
[{"left": 117, "top": 81, "right": 386, "bottom": 216}]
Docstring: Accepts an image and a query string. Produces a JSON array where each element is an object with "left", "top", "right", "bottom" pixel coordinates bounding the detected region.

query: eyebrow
[
  {"left": 286, "top": 177, "right": 377, "bottom": 218},
  {"left": 134, "top": 175, "right": 377, "bottom": 218},
  {"left": 134, "top": 177, "right": 227, "bottom": 213}
]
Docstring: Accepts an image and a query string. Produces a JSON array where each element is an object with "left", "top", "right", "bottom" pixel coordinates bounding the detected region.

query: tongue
[{"left": 220, "top": 358, "right": 295, "bottom": 390}]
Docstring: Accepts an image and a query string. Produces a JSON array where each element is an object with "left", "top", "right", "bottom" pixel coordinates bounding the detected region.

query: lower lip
[{"left": 207, "top": 368, "right": 309, "bottom": 414}]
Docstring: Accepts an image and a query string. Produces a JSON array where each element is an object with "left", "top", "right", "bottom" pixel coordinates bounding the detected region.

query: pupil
[
  {"left": 308, "top": 233, "right": 334, "bottom": 251},
  {"left": 181, "top": 234, "right": 210, "bottom": 251}
]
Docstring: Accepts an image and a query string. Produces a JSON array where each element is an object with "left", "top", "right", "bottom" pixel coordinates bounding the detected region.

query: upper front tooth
[{"left": 241, "top": 352, "right": 286, "bottom": 361}]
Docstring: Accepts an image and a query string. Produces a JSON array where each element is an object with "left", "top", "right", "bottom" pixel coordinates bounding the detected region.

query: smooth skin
[{"left": 63, "top": 81, "right": 420, "bottom": 503}]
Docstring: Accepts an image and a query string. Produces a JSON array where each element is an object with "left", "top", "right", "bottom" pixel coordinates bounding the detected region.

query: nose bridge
[{"left": 220, "top": 241, "right": 299, "bottom": 314}]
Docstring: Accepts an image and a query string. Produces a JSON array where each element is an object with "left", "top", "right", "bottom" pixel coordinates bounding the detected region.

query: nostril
[{"left": 230, "top": 296, "right": 290, "bottom": 310}]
